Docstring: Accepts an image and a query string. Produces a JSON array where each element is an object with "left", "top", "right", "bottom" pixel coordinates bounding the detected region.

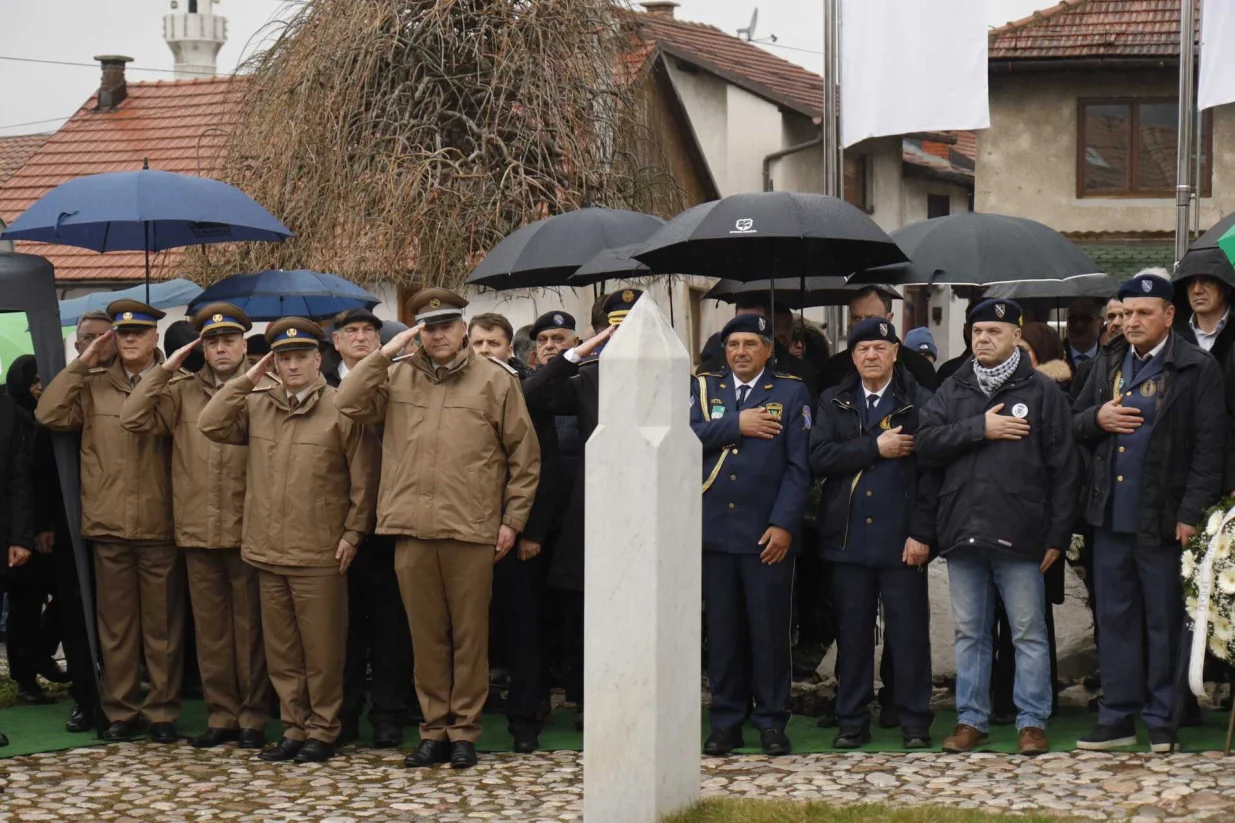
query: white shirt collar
[
  {"left": 1134, "top": 336, "right": 1169, "bottom": 362},
  {"left": 1189, "top": 308, "right": 1229, "bottom": 352},
  {"left": 124, "top": 361, "right": 157, "bottom": 382},
  {"left": 338, "top": 360, "right": 352, "bottom": 382},
  {"left": 1069, "top": 343, "right": 1099, "bottom": 362},
  {"left": 292, "top": 386, "right": 314, "bottom": 404},
  {"left": 734, "top": 368, "right": 764, "bottom": 392},
  {"left": 862, "top": 376, "right": 892, "bottom": 404}
]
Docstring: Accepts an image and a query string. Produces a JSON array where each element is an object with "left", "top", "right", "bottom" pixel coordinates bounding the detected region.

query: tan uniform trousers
[
  {"left": 93, "top": 541, "right": 185, "bottom": 724},
  {"left": 394, "top": 538, "right": 494, "bottom": 744},
  {"left": 258, "top": 569, "right": 347, "bottom": 743},
  {"left": 185, "top": 548, "right": 271, "bottom": 730}
]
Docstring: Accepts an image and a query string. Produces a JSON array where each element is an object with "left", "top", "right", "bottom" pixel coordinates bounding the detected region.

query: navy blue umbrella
[
  {"left": 1, "top": 164, "right": 292, "bottom": 300},
  {"left": 186, "top": 270, "right": 379, "bottom": 321}
]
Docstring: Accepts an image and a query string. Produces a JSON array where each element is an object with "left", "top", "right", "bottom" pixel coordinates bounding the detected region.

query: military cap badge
[
  {"left": 879, "top": 322, "right": 888, "bottom": 337},
  {"left": 995, "top": 303, "right": 1007, "bottom": 319},
  {"left": 122, "top": 311, "right": 134, "bottom": 321},
  {"left": 622, "top": 290, "right": 635, "bottom": 303},
  {"left": 287, "top": 327, "right": 299, "bottom": 337},
  {"left": 429, "top": 298, "right": 442, "bottom": 309}
]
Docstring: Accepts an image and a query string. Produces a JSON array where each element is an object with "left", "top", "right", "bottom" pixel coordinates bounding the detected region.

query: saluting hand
[
  {"left": 902, "top": 537, "right": 930, "bottom": 566},
  {"left": 495, "top": 525, "right": 517, "bottom": 564},
  {"left": 984, "top": 403, "right": 1031, "bottom": 441},
  {"left": 758, "top": 526, "right": 791, "bottom": 565},
  {"left": 8, "top": 545, "right": 31, "bottom": 568},
  {"left": 245, "top": 352, "right": 275, "bottom": 384},
  {"left": 78, "top": 330, "right": 114, "bottom": 368},
  {"left": 380, "top": 323, "right": 425, "bottom": 359},
  {"left": 336, "top": 538, "right": 357, "bottom": 574},
  {"left": 162, "top": 336, "right": 202, "bottom": 373},
  {"left": 572, "top": 325, "right": 616, "bottom": 359},
  {"left": 1097, "top": 393, "right": 1143, "bottom": 435},
  {"left": 877, "top": 425, "right": 914, "bottom": 458},
  {"left": 739, "top": 408, "right": 782, "bottom": 439}
]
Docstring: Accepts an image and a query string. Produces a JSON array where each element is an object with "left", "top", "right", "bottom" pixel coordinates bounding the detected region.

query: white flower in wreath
[
  {"left": 1217, "top": 532, "right": 1234, "bottom": 560},
  {"left": 1214, "top": 615, "right": 1234, "bottom": 642},
  {"left": 1208, "top": 510, "right": 1226, "bottom": 536},
  {"left": 1182, "top": 551, "right": 1197, "bottom": 580},
  {"left": 1219, "top": 567, "right": 1235, "bottom": 596},
  {"left": 1211, "top": 634, "right": 1230, "bottom": 661},
  {"left": 1188, "top": 595, "right": 1200, "bottom": 616}
]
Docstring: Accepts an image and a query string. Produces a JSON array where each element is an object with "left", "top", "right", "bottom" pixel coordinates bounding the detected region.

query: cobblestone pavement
[{"left": 4, "top": 744, "right": 1235, "bottom": 822}]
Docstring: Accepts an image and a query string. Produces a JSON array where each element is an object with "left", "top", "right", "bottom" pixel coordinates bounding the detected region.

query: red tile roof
[
  {"left": 0, "top": 134, "right": 49, "bottom": 187},
  {"left": 0, "top": 77, "right": 245, "bottom": 282},
  {"left": 989, "top": 0, "right": 1200, "bottom": 61},
  {"left": 633, "top": 13, "right": 823, "bottom": 116}
]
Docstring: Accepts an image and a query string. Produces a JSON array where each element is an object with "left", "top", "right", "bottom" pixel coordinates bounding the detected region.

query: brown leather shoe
[
  {"left": 941, "top": 724, "right": 989, "bottom": 753},
  {"left": 1018, "top": 726, "right": 1048, "bottom": 756}
]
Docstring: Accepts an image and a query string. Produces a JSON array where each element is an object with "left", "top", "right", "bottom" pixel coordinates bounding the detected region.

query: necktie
[
  {"left": 1075, "top": 353, "right": 1090, "bottom": 364},
  {"left": 868, "top": 394, "right": 879, "bottom": 411},
  {"left": 289, "top": 395, "right": 299, "bottom": 411},
  {"left": 737, "top": 385, "right": 750, "bottom": 408},
  {"left": 129, "top": 374, "right": 138, "bottom": 388}
]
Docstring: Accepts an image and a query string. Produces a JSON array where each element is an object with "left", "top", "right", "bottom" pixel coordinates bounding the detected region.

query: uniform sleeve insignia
[
  {"left": 774, "top": 372, "right": 803, "bottom": 381},
  {"left": 765, "top": 402, "right": 783, "bottom": 420},
  {"left": 803, "top": 405, "right": 812, "bottom": 429},
  {"left": 690, "top": 394, "right": 696, "bottom": 407},
  {"left": 710, "top": 398, "right": 726, "bottom": 418},
  {"left": 880, "top": 415, "right": 893, "bottom": 430}
]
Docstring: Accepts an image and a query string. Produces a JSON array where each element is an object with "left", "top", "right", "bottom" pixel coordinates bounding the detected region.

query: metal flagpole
[
  {"left": 1174, "top": 0, "right": 1198, "bottom": 267},
  {"left": 823, "top": 0, "right": 843, "bottom": 350}
]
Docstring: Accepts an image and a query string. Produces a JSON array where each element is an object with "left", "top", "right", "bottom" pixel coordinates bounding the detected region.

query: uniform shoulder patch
[
  {"left": 484, "top": 355, "right": 519, "bottom": 376},
  {"left": 773, "top": 372, "right": 803, "bottom": 381},
  {"left": 249, "top": 385, "right": 274, "bottom": 393},
  {"left": 696, "top": 371, "right": 722, "bottom": 378},
  {"left": 169, "top": 370, "right": 195, "bottom": 383},
  {"left": 87, "top": 367, "right": 108, "bottom": 375}
]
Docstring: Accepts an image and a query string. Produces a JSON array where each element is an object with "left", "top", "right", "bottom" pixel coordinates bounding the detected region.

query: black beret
[
  {"left": 847, "top": 317, "right": 899, "bottom": 348},
  {"left": 530, "top": 311, "right": 577, "bottom": 339},
  {"left": 332, "top": 308, "right": 383, "bottom": 331},
  {"left": 1117, "top": 273, "right": 1174, "bottom": 302},
  {"left": 601, "top": 288, "right": 643, "bottom": 325},
  {"left": 967, "top": 298, "right": 1023, "bottom": 327},
  {"left": 721, "top": 313, "right": 772, "bottom": 341}
]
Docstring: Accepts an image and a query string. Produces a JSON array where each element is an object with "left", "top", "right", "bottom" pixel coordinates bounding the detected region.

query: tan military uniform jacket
[
  {"left": 36, "top": 356, "right": 173, "bottom": 542},
  {"left": 198, "top": 373, "right": 379, "bottom": 571},
  {"left": 119, "top": 365, "right": 266, "bottom": 550},
  {"left": 334, "top": 348, "right": 540, "bottom": 546}
]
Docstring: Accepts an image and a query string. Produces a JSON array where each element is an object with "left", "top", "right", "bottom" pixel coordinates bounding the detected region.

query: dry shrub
[{"left": 187, "top": 0, "right": 683, "bottom": 290}]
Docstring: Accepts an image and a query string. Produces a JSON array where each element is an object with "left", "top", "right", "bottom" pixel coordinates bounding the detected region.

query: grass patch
[{"left": 663, "top": 799, "right": 1072, "bottom": 823}]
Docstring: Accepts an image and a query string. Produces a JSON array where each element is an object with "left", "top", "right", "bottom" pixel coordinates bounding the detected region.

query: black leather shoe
[
  {"left": 902, "top": 728, "right": 932, "bottom": 749},
  {"left": 190, "top": 727, "right": 240, "bottom": 748},
  {"left": 258, "top": 737, "right": 304, "bottom": 762},
  {"left": 815, "top": 711, "right": 838, "bottom": 729},
  {"left": 149, "top": 722, "right": 179, "bottom": 744},
  {"left": 833, "top": 726, "right": 871, "bottom": 749},
  {"left": 373, "top": 722, "right": 403, "bottom": 749},
  {"left": 405, "top": 739, "right": 450, "bottom": 767},
  {"left": 759, "top": 727, "right": 791, "bottom": 757},
  {"left": 66, "top": 705, "right": 96, "bottom": 734},
  {"left": 336, "top": 722, "right": 360, "bottom": 746},
  {"left": 450, "top": 740, "right": 478, "bottom": 769},
  {"left": 16, "top": 682, "right": 54, "bottom": 705},
  {"left": 238, "top": 728, "right": 266, "bottom": 749},
  {"left": 104, "top": 720, "right": 141, "bottom": 742},
  {"left": 0, "top": 730, "right": 7, "bottom": 747},
  {"left": 293, "top": 739, "right": 334, "bottom": 763},
  {"left": 703, "top": 726, "right": 744, "bottom": 756},
  {"left": 512, "top": 728, "right": 540, "bottom": 754}
]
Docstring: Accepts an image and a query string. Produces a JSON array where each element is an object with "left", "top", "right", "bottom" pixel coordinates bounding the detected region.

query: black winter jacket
[
  {"left": 809, "top": 367, "right": 938, "bottom": 561},
  {"left": 0, "top": 394, "right": 35, "bottom": 570},
  {"left": 917, "top": 354, "right": 1081, "bottom": 563},
  {"left": 1072, "top": 331, "right": 1225, "bottom": 545}
]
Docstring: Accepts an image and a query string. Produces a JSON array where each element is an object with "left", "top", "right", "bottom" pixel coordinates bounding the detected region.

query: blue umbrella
[
  {"left": 186, "top": 270, "right": 379, "bottom": 321},
  {"left": 1, "top": 163, "right": 292, "bottom": 300},
  {"left": 58, "top": 278, "right": 203, "bottom": 326}
]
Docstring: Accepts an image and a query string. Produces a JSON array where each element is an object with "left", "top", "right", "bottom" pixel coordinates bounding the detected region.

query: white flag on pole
[
  {"left": 840, "top": 0, "right": 990, "bottom": 148},
  {"left": 1199, "top": 0, "right": 1235, "bottom": 111}
]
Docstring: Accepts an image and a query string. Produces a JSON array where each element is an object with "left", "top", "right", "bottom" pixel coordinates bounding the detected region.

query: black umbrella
[
  {"left": 568, "top": 243, "right": 650, "bottom": 286},
  {"left": 983, "top": 275, "right": 1120, "bottom": 310},
  {"left": 705, "top": 277, "right": 902, "bottom": 309},
  {"left": 465, "top": 208, "right": 664, "bottom": 290},
  {"left": 1176, "top": 211, "right": 1235, "bottom": 284},
  {"left": 632, "top": 192, "right": 906, "bottom": 281},
  {"left": 848, "top": 212, "right": 1101, "bottom": 287}
]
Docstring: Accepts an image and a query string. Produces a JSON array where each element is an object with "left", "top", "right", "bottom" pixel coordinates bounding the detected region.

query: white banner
[
  {"left": 1199, "top": 0, "right": 1235, "bottom": 111},
  {"left": 840, "top": 0, "right": 990, "bottom": 148}
]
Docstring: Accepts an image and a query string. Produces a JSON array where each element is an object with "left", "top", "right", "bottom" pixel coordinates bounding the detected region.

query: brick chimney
[
  {"left": 94, "top": 55, "right": 134, "bottom": 110},
  {"left": 640, "top": 1, "right": 679, "bottom": 19}
]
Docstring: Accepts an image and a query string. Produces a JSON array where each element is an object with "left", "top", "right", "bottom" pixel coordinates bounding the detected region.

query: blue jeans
[{"left": 947, "top": 553, "right": 1051, "bottom": 732}]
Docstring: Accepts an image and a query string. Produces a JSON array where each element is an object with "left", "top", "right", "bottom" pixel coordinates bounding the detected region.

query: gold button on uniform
[
  {"left": 866, "top": 490, "right": 873, "bottom": 497},
  {"left": 1117, "top": 475, "right": 1124, "bottom": 482},
  {"left": 728, "top": 503, "right": 735, "bottom": 509},
  {"left": 1126, "top": 391, "right": 1133, "bottom": 397},
  {"left": 1119, "top": 446, "right": 1126, "bottom": 453},
  {"left": 730, "top": 475, "right": 737, "bottom": 481},
  {"left": 865, "top": 517, "right": 873, "bottom": 524}
]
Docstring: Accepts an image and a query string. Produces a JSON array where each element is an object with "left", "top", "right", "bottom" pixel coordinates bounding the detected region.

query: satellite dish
[{"left": 738, "top": 8, "right": 759, "bottom": 42}]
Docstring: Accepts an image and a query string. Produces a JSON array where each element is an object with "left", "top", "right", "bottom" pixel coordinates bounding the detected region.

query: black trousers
[
  {"left": 341, "top": 536, "right": 416, "bottom": 729},
  {"left": 493, "top": 550, "right": 545, "bottom": 733},
  {"left": 831, "top": 562, "right": 933, "bottom": 730},
  {"left": 5, "top": 550, "right": 59, "bottom": 685}
]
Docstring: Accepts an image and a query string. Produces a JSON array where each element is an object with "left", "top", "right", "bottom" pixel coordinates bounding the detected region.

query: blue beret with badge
[
  {"left": 847, "top": 316, "right": 899, "bottom": 347},
  {"left": 1117, "top": 273, "right": 1174, "bottom": 302},
  {"left": 530, "top": 310, "right": 576, "bottom": 339},
  {"left": 721, "top": 313, "right": 771, "bottom": 341},
  {"left": 967, "top": 298, "right": 1023, "bottom": 327}
]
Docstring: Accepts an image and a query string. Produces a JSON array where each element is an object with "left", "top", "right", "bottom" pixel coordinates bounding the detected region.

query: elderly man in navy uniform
[
  {"left": 692, "top": 313, "right": 812, "bottom": 757},
  {"left": 1073, "top": 273, "right": 1225, "bottom": 753},
  {"left": 810, "top": 318, "right": 937, "bottom": 750}
]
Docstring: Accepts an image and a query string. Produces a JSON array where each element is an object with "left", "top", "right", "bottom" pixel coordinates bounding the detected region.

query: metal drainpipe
[{"left": 761, "top": 136, "right": 824, "bottom": 192}]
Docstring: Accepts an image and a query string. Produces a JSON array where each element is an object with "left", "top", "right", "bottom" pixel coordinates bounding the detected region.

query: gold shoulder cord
[{"left": 699, "top": 374, "right": 731, "bottom": 493}]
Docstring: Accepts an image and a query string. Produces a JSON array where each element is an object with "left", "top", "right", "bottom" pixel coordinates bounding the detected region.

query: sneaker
[
  {"left": 1076, "top": 723, "right": 1137, "bottom": 751},
  {"left": 941, "top": 724, "right": 989, "bottom": 753},
  {"left": 1148, "top": 727, "right": 1178, "bottom": 754}
]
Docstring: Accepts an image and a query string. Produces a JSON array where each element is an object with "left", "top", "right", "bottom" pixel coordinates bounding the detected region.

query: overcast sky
[{"left": 0, "top": 0, "right": 1047, "bottom": 136}]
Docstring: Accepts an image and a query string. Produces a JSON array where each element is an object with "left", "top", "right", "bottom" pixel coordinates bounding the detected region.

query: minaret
[{"left": 163, "top": 0, "right": 227, "bottom": 79}]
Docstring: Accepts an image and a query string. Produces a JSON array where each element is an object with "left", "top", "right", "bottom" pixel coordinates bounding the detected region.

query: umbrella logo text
[
  {"left": 731, "top": 218, "right": 756, "bottom": 234},
  {"left": 188, "top": 222, "right": 235, "bottom": 239}
]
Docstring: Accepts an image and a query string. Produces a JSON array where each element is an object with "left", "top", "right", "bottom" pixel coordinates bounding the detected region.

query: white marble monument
[{"left": 584, "top": 294, "right": 701, "bottom": 823}]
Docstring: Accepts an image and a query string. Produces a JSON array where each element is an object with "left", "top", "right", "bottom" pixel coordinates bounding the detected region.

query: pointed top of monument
[{"left": 604, "top": 292, "right": 683, "bottom": 362}]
